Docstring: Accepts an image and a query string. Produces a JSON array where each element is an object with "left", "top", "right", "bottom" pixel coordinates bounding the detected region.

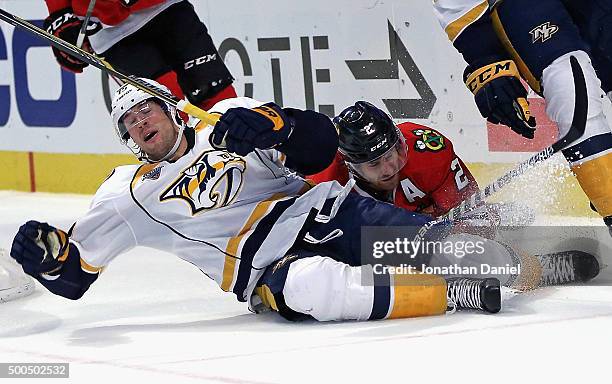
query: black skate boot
[
  {"left": 536, "top": 250, "right": 600, "bottom": 286},
  {"left": 446, "top": 277, "right": 501, "bottom": 313}
]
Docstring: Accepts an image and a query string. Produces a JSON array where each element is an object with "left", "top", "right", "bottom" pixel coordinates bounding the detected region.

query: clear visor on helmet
[
  {"left": 346, "top": 136, "right": 408, "bottom": 184},
  {"left": 117, "top": 99, "right": 158, "bottom": 141}
]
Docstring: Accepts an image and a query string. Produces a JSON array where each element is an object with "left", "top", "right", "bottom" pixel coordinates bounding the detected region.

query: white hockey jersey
[
  {"left": 432, "top": 0, "right": 489, "bottom": 42},
  {"left": 70, "top": 97, "right": 351, "bottom": 304}
]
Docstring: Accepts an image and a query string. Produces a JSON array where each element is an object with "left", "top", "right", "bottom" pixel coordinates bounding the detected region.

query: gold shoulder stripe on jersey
[
  {"left": 222, "top": 192, "right": 286, "bottom": 291},
  {"left": 444, "top": 0, "right": 488, "bottom": 42}
]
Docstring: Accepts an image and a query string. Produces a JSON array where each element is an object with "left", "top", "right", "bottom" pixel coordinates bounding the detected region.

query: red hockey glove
[{"left": 43, "top": 7, "right": 99, "bottom": 73}]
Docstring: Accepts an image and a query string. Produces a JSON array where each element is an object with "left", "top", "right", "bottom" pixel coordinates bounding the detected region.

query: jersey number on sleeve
[{"left": 450, "top": 158, "right": 469, "bottom": 190}]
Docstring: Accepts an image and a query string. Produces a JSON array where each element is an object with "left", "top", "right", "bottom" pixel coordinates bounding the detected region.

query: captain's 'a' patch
[{"left": 160, "top": 150, "right": 246, "bottom": 215}]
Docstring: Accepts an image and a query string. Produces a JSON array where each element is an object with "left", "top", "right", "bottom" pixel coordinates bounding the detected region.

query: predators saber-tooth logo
[{"left": 160, "top": 150, "right": 246, "bottom": 215}]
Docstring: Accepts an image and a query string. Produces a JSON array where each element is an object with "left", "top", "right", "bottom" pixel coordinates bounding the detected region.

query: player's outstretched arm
[
  {"left": 211, "top": 103, "right": 338, "bottom": 174},
  {"left": 10, "top": 221, "right": 99, "bottom": 300}
]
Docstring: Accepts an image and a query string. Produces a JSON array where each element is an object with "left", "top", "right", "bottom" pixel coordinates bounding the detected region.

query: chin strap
[{"left": 155, "top": 122, "right": 185, "bottom": 162}]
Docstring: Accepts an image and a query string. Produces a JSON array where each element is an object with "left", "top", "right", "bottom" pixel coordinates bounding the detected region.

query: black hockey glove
[
  {"left": 10, "top": 221, "right": 70, "bottom": 278},
  {"left": 43, "top": 7, "right": 99, "bottom": 73},
  {"left": 211, "top": 103, "right": 295, "bottom": 156},
  {"left": 464, "top": 59, "right": 536, "bottom": 139}
]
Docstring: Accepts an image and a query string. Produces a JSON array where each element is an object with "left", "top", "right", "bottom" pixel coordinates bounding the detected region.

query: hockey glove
[
  {"left": 211, "top": 103, "right": 295, "bottom": 156},
  {"left": 43, "top": 8, "right": 99, "bottom": 73},
  {"left": 10, "top": 221, "right": 70, "bottom": 278},
  {"left": 465, "top": 59, "right": 536, "bottom": 139}
]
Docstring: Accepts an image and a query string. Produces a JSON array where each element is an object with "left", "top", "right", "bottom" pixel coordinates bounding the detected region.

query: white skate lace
[
  {"left": 540, "top": 254, "right": 574, "bottom": 285},
  {"left": 446, "top": 278, "right": 482, "bottom": 311}
]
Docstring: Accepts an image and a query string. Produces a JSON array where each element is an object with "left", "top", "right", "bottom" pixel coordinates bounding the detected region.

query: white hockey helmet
[{"left": 111, "top": 78, "right": 185, "bottom": 162}]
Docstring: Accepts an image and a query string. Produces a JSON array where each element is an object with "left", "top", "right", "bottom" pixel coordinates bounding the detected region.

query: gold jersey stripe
[
  {"left": 445, "top": 1, "right": 488, "bottom": 42},
  {"left": 56, "top": 230, "right": 70, "bottom": 262},
  {"left": 221, "top": 192, "right": 287, "bottom": 291},
  {"left": 80, "top": 258, "right": 104, "bottom": 274},
  {"left": 491, "top": 8, "right": 541, "bottom": 93},
  {"left": 255, "top": 285, "right": 279, "bottom": 311}
]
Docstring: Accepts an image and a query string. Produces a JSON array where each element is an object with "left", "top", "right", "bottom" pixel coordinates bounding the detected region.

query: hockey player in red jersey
[
  {"left": 310, "top": 101, "right": 481, "bottom": 218},
  {"left": 43, "top": 0, "right": 236, "bottom": 110}
]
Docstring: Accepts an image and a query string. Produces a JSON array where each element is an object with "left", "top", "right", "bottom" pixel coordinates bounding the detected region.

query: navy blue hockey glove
[
  {"left": 10, "top": 221, "right": 70, "bottom": 278},
  {"left": 465, "top": 59, "right": 536, "bottom": 139},
  {"left": 211, "top": 103, "right": 295, "bottom": 156},
  {"left": 43, "top": 8, "right": 100, "bottom": 73}
]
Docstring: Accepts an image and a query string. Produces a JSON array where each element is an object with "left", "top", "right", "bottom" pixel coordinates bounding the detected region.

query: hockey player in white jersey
[
  {"left": 432, "top": 0, "right": 612, "bottom": 233},
  {"left": 11, "top": 79, "right": 544, "bottom": 321}
]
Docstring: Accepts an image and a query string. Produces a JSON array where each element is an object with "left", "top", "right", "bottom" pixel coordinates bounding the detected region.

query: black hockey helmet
[
  {"left": 334, "top": 101, "right": 400, "bottom": 164},
  {"left": 333, "top": 101, "right": 407, "bottom": 185}
]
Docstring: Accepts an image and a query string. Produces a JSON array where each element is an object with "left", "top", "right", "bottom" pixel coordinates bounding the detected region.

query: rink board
[{"left": 0, "top": 0, "right": 609, "bottom": 216}]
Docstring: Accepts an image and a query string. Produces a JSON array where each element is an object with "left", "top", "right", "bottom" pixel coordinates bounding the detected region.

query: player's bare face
[
  {"left": 351, "top": 139, "right": 408, "bottom": 192},
  {"left": 358, "top": 149, "right": 402, "bottom": 191},
  {"left": 123, "top": 101, "right": 179, "bottom": 161}
]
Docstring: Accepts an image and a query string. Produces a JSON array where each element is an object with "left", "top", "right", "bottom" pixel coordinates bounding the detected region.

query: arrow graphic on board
[{"left": 345, "top": 20, "right": 436, "bottom": 119}]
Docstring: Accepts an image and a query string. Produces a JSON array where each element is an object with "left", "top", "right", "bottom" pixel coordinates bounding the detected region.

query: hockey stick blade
[
  {"left": 0, "top": 7, "right": 219, "bottom": 126},
  {"left": 414, "top": 55, "right": 588, "bottom": 242}
]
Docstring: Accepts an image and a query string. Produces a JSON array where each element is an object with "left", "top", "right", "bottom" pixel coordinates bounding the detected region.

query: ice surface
[{"left": 1, "top": 191, "right": 611, "bottom": 384}]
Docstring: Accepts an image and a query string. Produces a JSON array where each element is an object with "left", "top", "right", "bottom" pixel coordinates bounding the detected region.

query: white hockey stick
[
  {"left": 75, "top": 0, "right": 96, "bottom": 48},
  {"left": 0, "top": 7, "right": 219, "bottom": 126},
  {"left": 414, "top": 55, "right": 588, "bottom": 243}
]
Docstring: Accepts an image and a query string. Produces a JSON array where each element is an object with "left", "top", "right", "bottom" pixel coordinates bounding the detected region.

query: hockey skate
[
  {"left": 537, "top": 250, "right": 600, "bottom": 286},
  {"left": 446, "top": 277, "right": 501, "bottom": 314}
]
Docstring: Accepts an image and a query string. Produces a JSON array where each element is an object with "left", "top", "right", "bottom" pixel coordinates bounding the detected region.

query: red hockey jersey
[
  {"left": 45, "top": 0, "right": 166, "bottom": 26},
  {"left": 309, "top": 122, "right": 479, "bottom": 216}
]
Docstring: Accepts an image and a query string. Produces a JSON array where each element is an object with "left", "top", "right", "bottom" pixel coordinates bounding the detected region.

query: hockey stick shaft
[
  {"left": 414, "top": 55, "right": 588, "bottom": 242},
  {"left": 0, "top": 7, "right": 219, "bottom": 126},
  {"left": 75, "top": 0, "right": 96, "bottom": 48}
]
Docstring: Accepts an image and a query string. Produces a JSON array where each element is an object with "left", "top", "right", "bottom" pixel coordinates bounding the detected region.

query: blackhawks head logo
[
  {"left": 160, "top": 150, "right": 246, "bottom": 215},
  {"left": 412, "top": 129, "right": 445, "bottom": 152}
]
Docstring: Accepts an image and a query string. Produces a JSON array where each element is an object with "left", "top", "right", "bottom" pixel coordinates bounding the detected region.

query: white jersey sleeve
[{"left": 70, "top": 166, "right": 139, "bottom": 272}]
